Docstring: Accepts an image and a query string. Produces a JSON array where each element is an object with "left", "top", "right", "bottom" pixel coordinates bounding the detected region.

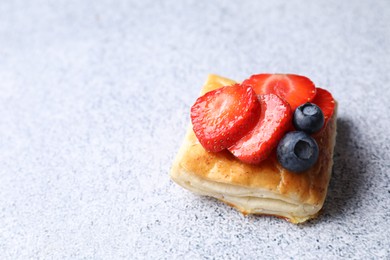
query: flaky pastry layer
[{"left": 170, "top": 74, "right": 337, "bottom": 223}]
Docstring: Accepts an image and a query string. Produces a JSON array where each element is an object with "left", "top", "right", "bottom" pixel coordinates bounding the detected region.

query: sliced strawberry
[
  {"left": 311, "top": 87, "right": 335, "bottom": 125},
  {"left": 228, "top": 94, "right": 292, "bottom": 164},
  {"left": 191, "top": 84, "right": 261, "bottom": 152},
  {"left": 242, "top": 74, "right": 316, "bottom": 110}
]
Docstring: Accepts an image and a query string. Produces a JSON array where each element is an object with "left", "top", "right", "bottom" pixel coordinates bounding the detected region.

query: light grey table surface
[{"left": 1, "top": 0, "right": 389, "bottom": 259}]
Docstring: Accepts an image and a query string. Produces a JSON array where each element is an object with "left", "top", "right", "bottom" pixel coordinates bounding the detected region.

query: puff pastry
[{"left": 170, "top": 74, "right": 337, "bottom": 223}]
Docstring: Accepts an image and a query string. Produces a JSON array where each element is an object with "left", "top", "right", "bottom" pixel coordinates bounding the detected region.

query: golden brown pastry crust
[{"left": 170, "top": 74, "right": 337, "bottom": 223}]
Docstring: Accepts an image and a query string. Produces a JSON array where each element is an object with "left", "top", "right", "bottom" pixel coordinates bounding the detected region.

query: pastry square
[{"left": 170, "top": 74, "right": 337, "bottom": 223}]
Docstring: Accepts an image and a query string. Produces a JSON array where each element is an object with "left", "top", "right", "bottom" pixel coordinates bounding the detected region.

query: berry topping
[
  {"left": 277, "top": 131, "right": 319, "bottom": 173},
  {"left": 242, "top": 74, "right": 317, "bottom": 110},
  {"left": 228, "top": 94, "right": 292, "bottom": 164},
  {"left": 191, "top": 84, "right": 261, "bottom": 152},
  {"left": 311, "top": 87, "right": 335, "bottom": 125},
  {"left": 293, "top": 103, "right": 324, "bottom": 134}
]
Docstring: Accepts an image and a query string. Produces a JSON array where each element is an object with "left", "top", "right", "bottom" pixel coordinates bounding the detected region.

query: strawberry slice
[
  {"left": 242, "top": 74, "right": 316, "bottom": 110},
  {"left": 228, "top": 94, "right": 292, "bottom": 164},
  {"left": 191, "top": 84, "right": 261, "bottom": 152},
  {"left": 311, "top": 87, "right": 335, "bottom": 125}
]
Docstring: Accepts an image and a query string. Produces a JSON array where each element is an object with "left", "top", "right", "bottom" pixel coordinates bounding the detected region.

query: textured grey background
[{"left": 0, "top": 0, "right": 389, "bottom": 259}]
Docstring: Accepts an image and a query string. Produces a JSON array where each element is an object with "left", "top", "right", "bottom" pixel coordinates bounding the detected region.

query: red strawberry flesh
[
  {"left": 191, "top": 84, "right": 261, "bottom": 152},
  {"left": 242, "top": 74, "right": 316, "bottom": 111},
  {"left": 311, "top": 87, "right": 335, "bottom": 126},
  {"left": 228, "top": 94, "right": 292, "bottom": 164}
]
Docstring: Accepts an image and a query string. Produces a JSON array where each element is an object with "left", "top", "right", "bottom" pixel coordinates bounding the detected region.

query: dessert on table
[{"left": 170, "top": 73, "right": 337, "bottom": 224}]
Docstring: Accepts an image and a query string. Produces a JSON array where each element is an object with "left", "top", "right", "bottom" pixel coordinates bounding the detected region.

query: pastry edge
[{"left": 170, "top": 166, "right": 323, "bottom": 224}]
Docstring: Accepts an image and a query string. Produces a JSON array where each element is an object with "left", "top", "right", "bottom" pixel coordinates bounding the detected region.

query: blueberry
[
  {"left": 293, "top": 103, "right": 324, "bottom": 134},
  {"left": 277, "top": 131, "right": 319, "bottom": 173}
]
